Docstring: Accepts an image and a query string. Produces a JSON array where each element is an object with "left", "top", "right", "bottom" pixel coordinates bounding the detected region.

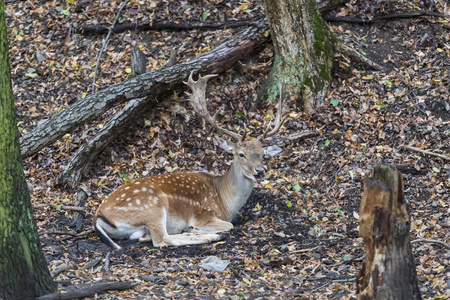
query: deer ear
[
  {"left": 216, "top": 137, "right": 235, "bottom": 153},
  {"left": 263, "top": 145, "right": 282, "bottom": 158}
]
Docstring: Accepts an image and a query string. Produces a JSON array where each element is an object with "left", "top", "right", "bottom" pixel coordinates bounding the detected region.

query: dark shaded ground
[{"left": 5, "top": 0, "right": 449, "bottom": 299}]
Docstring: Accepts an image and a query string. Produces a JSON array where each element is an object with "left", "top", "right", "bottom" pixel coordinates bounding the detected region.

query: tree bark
[
  {"left": 0, "top": 2, "right": 55, "bottom": 299},
  {"left": 357, "top": 164, "right": 422, "bottom": 300},
  {"left": 20, "top": 18, "right": 270, "bottom": 159},
  {"left": 263, "top": 0, "right": 335, "bottom": 111}
]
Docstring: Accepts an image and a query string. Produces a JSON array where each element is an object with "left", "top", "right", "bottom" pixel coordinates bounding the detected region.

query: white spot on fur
[
  {"left": 114, "top": 207, "right": 128, "bottom": 210},
  {"left": 136, "top": 199, "right": 141, "bottom": 205},
  {"left": 128, "top": 203, "right": 132, "bottom": 207},
  {"left": 121, "top": 194, "right": 126, "bottom": 198},
  {"left": 141, "top": 187, "right": 147, "bottom": 192},
  {"left": 126, "top": 198, "right": 131, "bottom": 201},
  {"left": 125, "top": 186, "right": 130, "bottom": 190},
  {"left": 135, "top": 181, "right": 141, "bottom": 184},
  {"left": 134, "top": 189, "right": 140, "bottom": 193}
]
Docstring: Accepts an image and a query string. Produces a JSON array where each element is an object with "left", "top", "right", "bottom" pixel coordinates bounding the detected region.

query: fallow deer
[{"left": 93, "top": 71, "right": 285, "bottom": 249}]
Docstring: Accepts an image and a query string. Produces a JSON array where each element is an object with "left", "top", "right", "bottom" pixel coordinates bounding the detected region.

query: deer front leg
[
  {"left": 138, "top": 232, "right": 152, "bottom": 243},
  {"left": 144, "top": 209, "right": 226, "bottom": 247},
  {"left": 156, "top": 232, "right": 226, "bottom": 247},
  {"left": 188, "top": 217, "right": 234, "bottom": 234}
]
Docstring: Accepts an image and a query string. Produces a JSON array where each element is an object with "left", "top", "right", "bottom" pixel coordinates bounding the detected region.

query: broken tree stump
[
  {"left": 357, "top": 164, "right": 422, "bottom": 300},
  {"left": 69, "top": 187, "right": 90, "bottom": 231}
]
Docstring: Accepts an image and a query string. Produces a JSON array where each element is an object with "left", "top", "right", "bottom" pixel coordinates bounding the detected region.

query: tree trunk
[
  {"left": 357, "top": 164, "right": 422, "bottom": 300},
  {"left": 0, "top": 3, "right": 55, "bottom": 299},
  {"left": 263, "top": 0, "right": 335, "bottom": 111}
]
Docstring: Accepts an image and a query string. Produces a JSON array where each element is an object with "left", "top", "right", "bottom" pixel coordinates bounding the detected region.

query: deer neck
[{"left": 213, "top": 158, "right": 255, "bottom": 221}]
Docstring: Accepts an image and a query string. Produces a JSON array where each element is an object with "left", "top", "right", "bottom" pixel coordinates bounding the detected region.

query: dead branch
[
  {"left": 401, "top": 145, "right": 450, "bottom": 161},
  {"left": 50, "top": 263, "right": 77, "bottom": 278},
  {"left": 289, "top": 246, "right": 319, "bottom": 254},
  {"left": 33, "top": 204, "right": 86, "bottom": 212},
  {"left": 325, "top": 10, "right": 448, "bottom": 23},
  {"left": 265, "top": 130, "right": 318, "bottom": 148},
  {"left": 40, "top": 230, "right": 78, "bottom": 236},
  {"left": 20, "top": 18, "right": 270, "bottom": 160},
  {"left": 92, "top": 0, "right": 128, "bottom": 93},
  {"left": 35, "top": 281, "right": 137, "bottom": 300},
  {"left": 60, "top": 228, "right": 94, "bottom": 242},
  {"left": 411, "top": 238, "right": 450, "bottom": 250},
  {"left": 78, "top": 19, "right": 260, "bottom": 34},
  {"left": 335, "top": 40, "right": 386, "bottom": 72},
  {"left": 80, "top": 257, "right": 103, "bottom": 270}
]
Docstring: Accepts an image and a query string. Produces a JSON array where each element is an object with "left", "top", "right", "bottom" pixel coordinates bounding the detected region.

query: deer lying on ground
[{"left": 93, "top": 72, "right": 285, "bottom": 250}]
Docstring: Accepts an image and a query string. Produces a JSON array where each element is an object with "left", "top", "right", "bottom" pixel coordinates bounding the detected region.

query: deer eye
[{"left": 239, "top": 152, "right": 245, "bottom": 158}]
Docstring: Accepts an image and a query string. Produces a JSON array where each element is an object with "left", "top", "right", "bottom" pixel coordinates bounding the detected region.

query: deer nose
[{"left": 255, "top": 166, "right": 265, "bottom": 176}]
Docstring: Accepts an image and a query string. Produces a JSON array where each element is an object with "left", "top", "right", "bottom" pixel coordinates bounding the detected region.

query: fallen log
[
  {"left": 35, "top": 281, "right": 137, "bottom": 300},
  {"left": 20, "top": 18, "right": 270, "bottom": 159},
  {"left": 357, "top": 164, "right": 421, "bottom": 300}
]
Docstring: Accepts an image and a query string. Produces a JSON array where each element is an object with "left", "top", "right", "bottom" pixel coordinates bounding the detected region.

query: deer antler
[
  {"left": 258, "top": 78, "right": 287, "bottom": 140},
  {"left": 184, "top": 71, "right": 243, "bottom": 141}
]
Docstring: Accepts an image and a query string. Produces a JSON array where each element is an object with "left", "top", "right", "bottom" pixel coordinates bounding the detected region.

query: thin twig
[
  {"left": 289, "top": 246, "right": 319, "bottom": 254},
  {"left": 60, "top": 228, "right": 94, "bottom": 241},
  {"left": 411, "top": 239, "right": 450, "bottom": 250},
  {"left": 327, "top": 253, "right": 365, "bottom": 267},
  {"left": 92, "top": 0, "right": 128, "bottom": 93},
  {"left": 40, "top": 230, "right": 78, "bottom": 236},
  {"left": 317, "top": 162, "right": 346, "bottom": 188},
  {"left": 33, "top": 203, "right": 86, "bottom": 212},
  {"left": 310, "top": 281, "right": 331, "bottom": 293},
  {"left": 332, "top": 277, "right": 356, "bottom": 282},
  {"left": 401, "top": 145, "right": 450, "bottom": 161}
]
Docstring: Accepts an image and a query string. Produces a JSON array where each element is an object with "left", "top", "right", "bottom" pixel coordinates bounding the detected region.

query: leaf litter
[{"left": 5, "top": 0, "right": 450, "bottom": 299}]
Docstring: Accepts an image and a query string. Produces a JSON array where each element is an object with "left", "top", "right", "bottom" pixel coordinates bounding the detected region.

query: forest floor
[{"left": 5, "top": 0, "right": 450, "bottom": 299}]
